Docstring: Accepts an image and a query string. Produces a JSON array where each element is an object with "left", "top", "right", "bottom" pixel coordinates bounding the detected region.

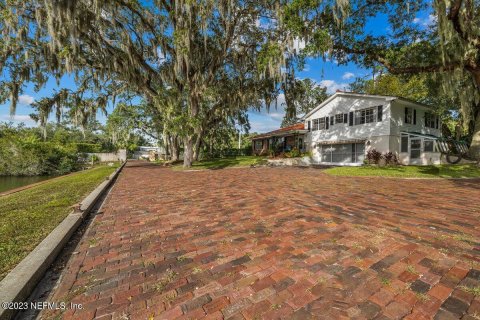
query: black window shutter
[
  {"left": 325, "top": 117, "right": 329, "bottom": 129},
  {"left": 330, "top": 116, "right": 334, "bottom": 125},
  {"left": 344, "top": 113, "right": 348, "bottom": 123},
  {"left": 349, "top": 112, "right": 353, "bottom": 126},
  {"left": 308, "top": 120, "right": 311, "bottom": 131},
  {"left": 404, "top": 107, "right": 409, "bottom": 123},
  {"left": 377, "top": 105, "right": 383, "bottom": 122},
  {"left": 436, "top": 117, "right": 439, "bottom": 129},
  {"left": 413, "top": 109, "right": 417, "bottom": 125}
]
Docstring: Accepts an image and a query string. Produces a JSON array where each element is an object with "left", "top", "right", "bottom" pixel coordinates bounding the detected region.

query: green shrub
[
  {"left": 285, "top": 148, "right": 302, "bottom": 158},
  {"left": 89, "top": 154, "right": 100, "bottom": 164},
  {"left": 0, "top": 140, "right": 80, "bottom": 176},
  {"left": 71, "top": 143, "right": 102, "bottom": 153},
  {"left": 57, "top": 156, "right": 78, "bottom": 175},
  {"left": 284, "top": 148, "right": 312, "bottom": 159}
]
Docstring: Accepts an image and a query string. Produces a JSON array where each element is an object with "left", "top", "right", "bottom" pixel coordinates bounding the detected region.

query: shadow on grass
[
  {"left": 192, "top": 158, "right": 243, "bottom": 170},
  {"left": 417, "top": 166, "right": 441, "bottom": 176}
]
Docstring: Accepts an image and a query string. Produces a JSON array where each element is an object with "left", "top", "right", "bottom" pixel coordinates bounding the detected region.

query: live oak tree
[
  {"left": 282, "top": 0, "right": 480, "bottom": 158},
  {"left": 2, "top": 0, "right": 329, "bottom": 167}
]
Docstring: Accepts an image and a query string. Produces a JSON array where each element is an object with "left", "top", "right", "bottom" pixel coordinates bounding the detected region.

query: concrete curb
[{"left": 0, "top": 162, "right": 126, "bottom": 320}]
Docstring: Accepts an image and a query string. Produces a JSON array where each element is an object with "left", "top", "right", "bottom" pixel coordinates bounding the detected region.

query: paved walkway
[{"left": 43, "top": 162, "right": 480, "bottom": 319}]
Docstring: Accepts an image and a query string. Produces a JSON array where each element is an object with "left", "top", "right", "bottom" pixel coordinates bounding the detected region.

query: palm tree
[{"left": 29, "top": 89, "right": 69, "bottom": 140}]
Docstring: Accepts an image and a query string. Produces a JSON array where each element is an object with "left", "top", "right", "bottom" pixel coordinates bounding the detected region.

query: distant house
[
  {"left": 253, "top": 91, "right": 443, "bottom": 165},
  {"left": 133, "top": 146, "right": 165, "bottom": 160},
  {"left": 251, "top": 123, "right": 308, "bottom": 156}
]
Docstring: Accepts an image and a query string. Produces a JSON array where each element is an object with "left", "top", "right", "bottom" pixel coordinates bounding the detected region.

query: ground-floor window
[
  {"left": 400, "top": 134, "right": 437, "bottom": 158},
  {"left": 319, "top": 143, "right": 365, "bottom": 163},
  {"left": 424, "top": 140, "right": 434, "bottom": 152},
  {"left": 410, "top": 138, "right": 422, "bottom": 159},
  {"left": 254, "top": 140, "right": 263, "bottom": 150}
]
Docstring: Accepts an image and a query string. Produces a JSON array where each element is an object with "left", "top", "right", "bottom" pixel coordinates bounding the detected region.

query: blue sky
[
  {"left": 0, "top": 8, "right": 434, "bottom": 134},
  {"left": 0, "top": 59, "right": 370, "bottom": 133},
  {"left": 248, "top": 59, "right": 369, "bottom": 133}
]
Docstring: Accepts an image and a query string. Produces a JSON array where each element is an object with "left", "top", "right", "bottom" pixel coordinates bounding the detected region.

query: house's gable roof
[
  {"left": 302, "top": 91, "right": 434, "bottom": 120},
  {"left": 251, "top": 123, "right": 305, "bottom": 140}
]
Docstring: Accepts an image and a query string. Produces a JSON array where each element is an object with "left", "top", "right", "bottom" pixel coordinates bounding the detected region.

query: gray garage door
[{"left": 320, "top": 143, "right": 365, "bottom": 163}]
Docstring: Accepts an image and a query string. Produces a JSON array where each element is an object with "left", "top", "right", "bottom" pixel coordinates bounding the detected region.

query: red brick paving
[{"left": 42, "top": 162, "right": 480, "bottom": 319}]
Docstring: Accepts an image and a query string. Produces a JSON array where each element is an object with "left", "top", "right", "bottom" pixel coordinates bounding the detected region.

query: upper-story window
[
  {"left": 425, "top": 112, "right": 437, "bottom": 129},
  {"left": 318, "top": 118, "right": 325, "bottom": 130},
  {"left": 312, "top": 118, "right": 326, "bottom": 130},
  {"left": 354, "top": 107, "right": 376, "bottom": 125},
  {"left": 405, "top": 107, "right": 417, "bottom": 124},
  {"left": 311, "top": 106, "right": 382, "bottom": 128},
  {"left": 335, "top": 114, "right": 345, "bottom": 124}
]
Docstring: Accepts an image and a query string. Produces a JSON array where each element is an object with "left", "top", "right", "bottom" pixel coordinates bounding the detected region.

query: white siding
[
  {"left": 390, "top": 100, "right": 442, "bottom": 165},
  {"left": 390, "top": 100, "right": 442, "bottom": 136},
  {"left": 305, "top": 95, "right": 392, "bottom": 142},
  {"left": 304, "top": 95, "right": 393, "bottom": 162},
  {"left": 303, "top": 93, "right": 442, "bottom": 165}
]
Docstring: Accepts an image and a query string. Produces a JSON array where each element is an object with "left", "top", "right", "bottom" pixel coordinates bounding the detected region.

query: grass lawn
[
  {"left": 325, "top": 164, "right": 480, "bottom": 178},
  {"left": 0, "top": 164, "right": 119, "bottom": 280},
  {"left": 172, "top": 156, "right": 266, "bottom": 170}
]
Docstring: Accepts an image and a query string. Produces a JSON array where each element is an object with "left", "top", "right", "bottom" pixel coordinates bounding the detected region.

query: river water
[{"left": 0, "top": 176, "right": 53, "bottom": 193}]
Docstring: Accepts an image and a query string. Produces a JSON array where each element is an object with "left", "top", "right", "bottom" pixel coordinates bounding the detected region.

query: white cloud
[
  {"left": 324, "top": 57, "right": 339, "bottom": 64},
  {"left": 413, "top": 14, "right": 436, "bottom": 27},
  {"left": 255, "top": 17, "right": 275, "bottom": 30},
  {"left": 319, "top": 80, "right": 349, "bottom": 94},
  {"left": 342, "top": 72, "right": 355, "bottom": 80},
  {"left": 0, "top": 114, "right": 35, "bottom": 125},
  {"left": 18, "top": 94, "right": 35, "bottom": 105},
  {"left": 267, "top": 112, "right": 285, "bottom": 121},
  {"left": 250, "top": 93, "right": 286, "bottom": 115},
  {"left": 248, "top": 94, "right": 287, "bottom": 133},
  {"left": 249, "top": 120, "right": 281, "bottom": 134}
]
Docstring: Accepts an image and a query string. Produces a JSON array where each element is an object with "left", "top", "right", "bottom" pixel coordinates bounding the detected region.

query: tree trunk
[
  {"left": 193, "top": 130, "right": 203, "bottom": 161},
  {"left": 163, "top": 129, "right": 170, "bottom": 160},
  {"left": 185, "top": 92, "right": 199, "bottom": 168},
  {"left": 170, "top": 135, "right": 179, "bottom": 162},
  {"left": 455, "top": 120, "right": 463, "bottom": 140},
  {"left": 183, "top": 136, "right": 194, "bottom": 168},
  {"left": 465, "top": 68, "right": 480, "bottom": 161},
  {"left": 174, "top": 136, "right": 180, "bottom": 161},
  {"left": 468, "top": 109, "right": 480, "bottom": 160}
]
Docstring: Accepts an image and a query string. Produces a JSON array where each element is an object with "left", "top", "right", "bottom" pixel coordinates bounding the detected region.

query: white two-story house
[{"left": 302, "top": 91, "right": 442, "bottom": 165}]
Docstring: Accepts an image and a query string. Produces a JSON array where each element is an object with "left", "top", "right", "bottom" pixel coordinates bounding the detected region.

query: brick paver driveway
[{"left": 44, "top": 162, "right": 480, "bottom": 319}]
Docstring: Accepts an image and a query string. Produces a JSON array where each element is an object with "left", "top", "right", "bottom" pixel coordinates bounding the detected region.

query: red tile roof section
[{"left": 252, "top": 123, "right": 305, "bottom": 140}]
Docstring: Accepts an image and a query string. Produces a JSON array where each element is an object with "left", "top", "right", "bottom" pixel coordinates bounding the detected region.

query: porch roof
[
  {"left": 251, "top": 123, "right": 307, "bottom": 140},
  {"left": 401, "top": 131, "right": 439, "bottom": 140}
]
